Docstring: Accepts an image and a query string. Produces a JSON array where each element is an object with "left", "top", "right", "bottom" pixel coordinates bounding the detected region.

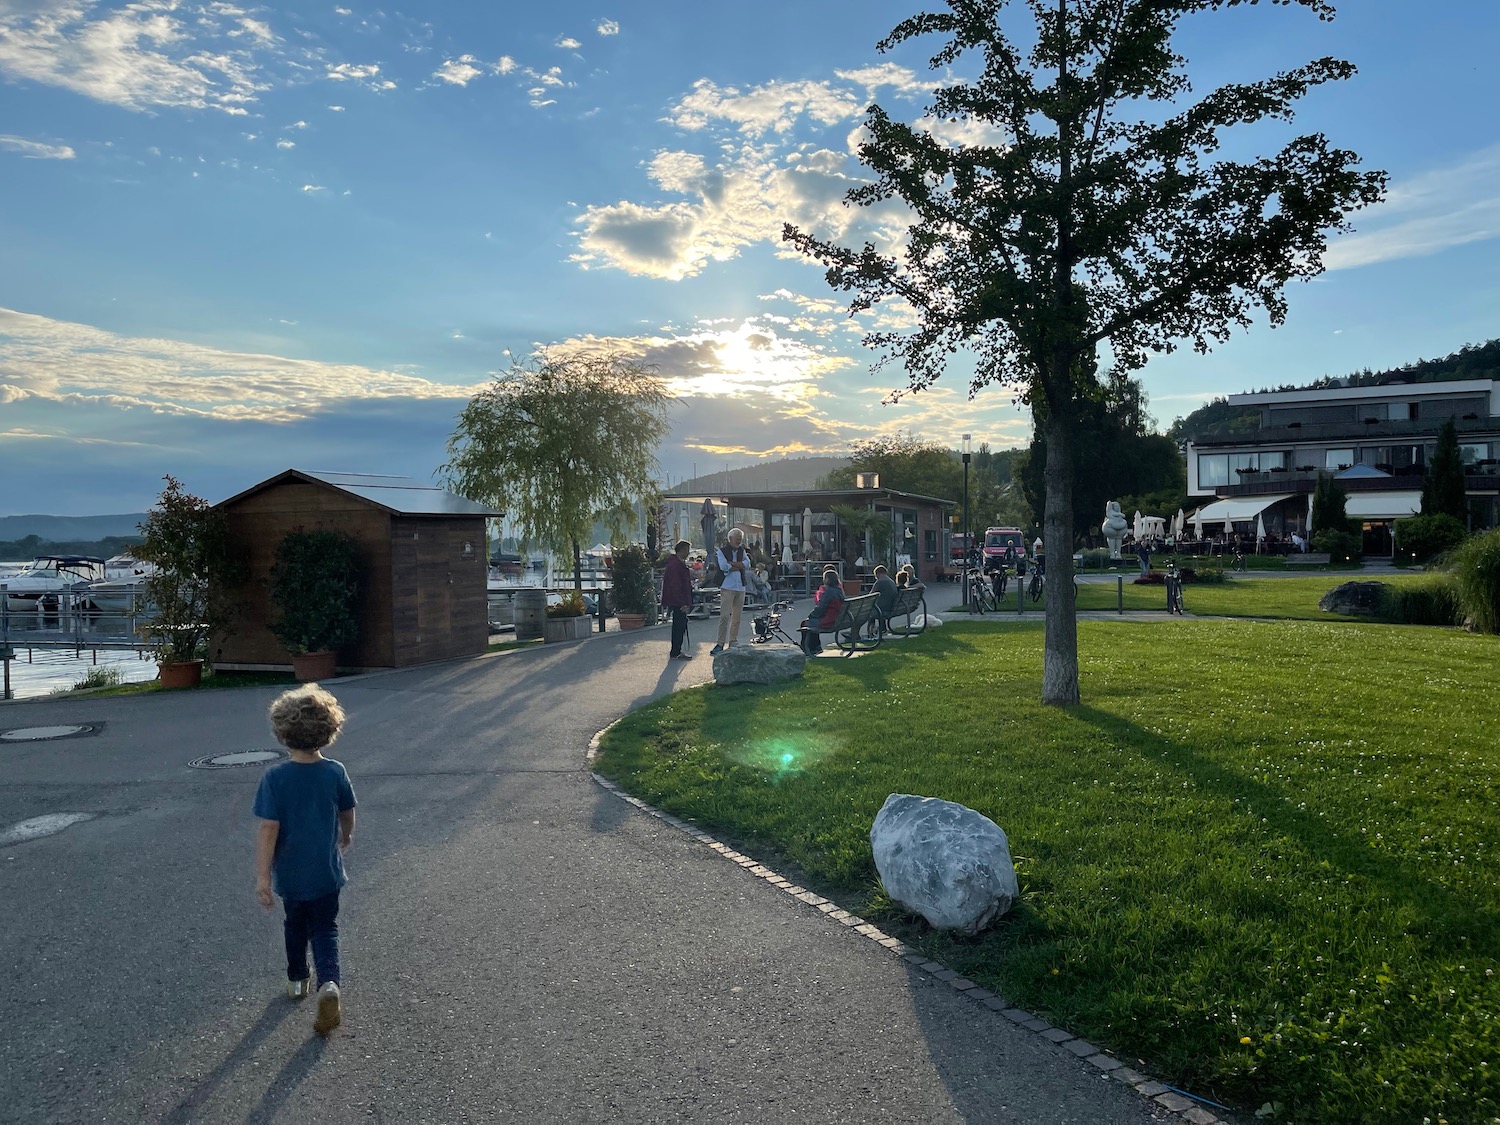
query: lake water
[{"left": 1, "top": 569, "right": 157, "bottom": 700}]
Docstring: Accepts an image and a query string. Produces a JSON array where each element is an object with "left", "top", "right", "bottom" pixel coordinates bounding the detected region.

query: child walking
[{"left": 254, "top": 684, "right": 357, "bottom": 1035}]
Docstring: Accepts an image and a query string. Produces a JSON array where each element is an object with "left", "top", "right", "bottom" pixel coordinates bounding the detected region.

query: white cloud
[
  {"left": 0, "top": 134, "right": 75, "bottom": 159},
  {"left": 668, "top": 77, "right": 861, "bottom": 136},
  {"left": 327, "top": 103, "right": 344, "bottom": 111},
  {"left": 434, "top": 55, "right": 483, "bottom": 86},
  {"left": 288, "top": 119, "right": 309, "bottom": 129},
  {"left": 0, "top": 306, "right": 479, "bottom": 424},
  {"left": 573, "top": 141, "right": 901, "bottom": 280},
  {"left": 325, "top": 60, "right": 389, "bottom": 89},
  {"left": 556, "top": 36, "right": 581, "bottom": 50},
  {"left": 334, "top": 7, "right": 352, "bottom": 15},
  {"left": 0, "top": 0, "right": 272, "bottom": 113},
  {"left": 1325, "top": 143, "right": 1500, "bottom": 271},
  {"left": 301, "top": 183, "right": 325, "bottom": 192},
  {"left": 597, "top": 19, "right": 619, "bottom": 36},
  {"left": 496, "top": 55, "right": 516, "bottom": 74},
  {"left": 275, "top": 139, "right": 294, "bottom": 149}
]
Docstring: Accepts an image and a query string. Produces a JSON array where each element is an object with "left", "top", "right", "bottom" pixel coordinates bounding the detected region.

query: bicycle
[
  {"left": 1027, "top": 567, "right": 1044, "bottom": 603},
  {"left": 967, "top": 571, "right": 996, "bottom": 614},
  {"left": 1165, "top": 562, "right": 1185, "bottom": 615}
]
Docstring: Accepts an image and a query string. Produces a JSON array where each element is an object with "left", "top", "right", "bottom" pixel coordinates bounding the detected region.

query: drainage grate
[
  {"left": 188, "top": 749, "right": 288, "bottom": 770},
  {"left": 0, "top": 724, "right": 102, "bottom": 743}
]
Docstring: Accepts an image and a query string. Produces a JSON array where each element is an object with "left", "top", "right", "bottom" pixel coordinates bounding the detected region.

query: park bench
[
  {"left": 880, "top": 584, "right": 929, "bottom": 637},
  {"left": 1285, "top": 552, "right": 1331, "bottom": 567},
  {"left": 801, "top": 592, "right": 882, "bottom": 655}
]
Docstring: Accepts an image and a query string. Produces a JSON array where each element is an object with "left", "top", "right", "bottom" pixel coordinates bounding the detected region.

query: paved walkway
[{"left": 0, "top": 619, "right": 1173, "bottom": 1124}]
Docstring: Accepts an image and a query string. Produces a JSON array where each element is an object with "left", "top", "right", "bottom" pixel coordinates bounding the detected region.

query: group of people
[{"left": 657, "top": 527, "right": 922, "bottom": 660}]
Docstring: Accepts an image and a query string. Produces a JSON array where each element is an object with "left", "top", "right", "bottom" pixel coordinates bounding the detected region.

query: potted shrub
[
  {"left": 544, "top": 590, "right": 592, "bottom": 642},
  {"left": 134, "top": 476, "right": 245, "bottom": 688},
  {"left": 269, "top": 528, "right": 362, "bottom": 681},
  {"left": 610, "top": 544, "right": 655, "bottom": 630}
]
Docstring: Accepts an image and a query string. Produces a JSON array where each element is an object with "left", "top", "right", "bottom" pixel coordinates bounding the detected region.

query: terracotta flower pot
[
  {"left": 292, "top": 650, "right": 337, "bottom": 682},
  {"left": 615, "top": 613, "right": 646, "bottom": 630},
  {"left": 158, "top": 660, "right": 204, "bottom": 689}
]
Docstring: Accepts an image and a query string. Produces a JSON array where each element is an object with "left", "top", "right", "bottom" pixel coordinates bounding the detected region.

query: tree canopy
[
  {"left": 785, "top": 0, "right": 1384, "bottom": 704},
  {"left": 441, "top": 352, "right": 669, "bottom": 587},
  {"left": 1422, "top": 419, "right": 1468, "bottom": 524}
]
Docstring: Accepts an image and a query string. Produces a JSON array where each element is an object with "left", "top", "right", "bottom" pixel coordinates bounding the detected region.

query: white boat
[
  {"left": 82, "top": 574, "right": 152, "bottom": 613},
  {"left": 1, "top": 555, "right": 107, "bottom": 606}
]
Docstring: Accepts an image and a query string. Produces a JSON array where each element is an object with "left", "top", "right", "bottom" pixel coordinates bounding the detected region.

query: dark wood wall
[{"left": 217, "top": 481, "right": 487, "bottom": 670}]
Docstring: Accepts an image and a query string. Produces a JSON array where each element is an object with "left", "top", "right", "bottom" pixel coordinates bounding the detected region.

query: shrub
[
  {"left": 1448, "top": 527, "right": 1500, "bottom": 633},
  {"left": 71, "top": 666, "right": 124, "bottom": 691},
  {"left": 1179, "top": 567, "right": 1222, "bottom": 584},
  {"left": 1312, "top": 528, "right": 1362, "bottom": 562},
  {"left": 1393, "top": 513, "right": 1466, "bottom": 563},
  {"left": 269, "top": 529, "right": 362, "bottom": 655},
  {"left": 609, "top": 544, "right": 655, "bottom": 615},
  {"left": 1078, "top": 547, "right": 1112, "bottom": 569},
  {"left": 1377, "top": 579, "right": 1461, "bottom": 626},
  {"left": 546, "top": 591, "right": 586, "bottom": 619},
  {"left": 1133, "top": 571, "right": 1165, "bottom": 585}
]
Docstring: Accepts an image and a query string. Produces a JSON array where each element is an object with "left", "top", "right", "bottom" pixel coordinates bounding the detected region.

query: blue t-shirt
[{"left": 253, "top": 758, "right": 357, "bottom": 902}]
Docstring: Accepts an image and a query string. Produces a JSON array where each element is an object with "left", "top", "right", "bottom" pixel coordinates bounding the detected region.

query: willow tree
[
  {"left": 441, "top": 351, "right": 669, "bottom": 592},
  {"left": 785, "top": 0, "right": 1384, "bottom": 705}
]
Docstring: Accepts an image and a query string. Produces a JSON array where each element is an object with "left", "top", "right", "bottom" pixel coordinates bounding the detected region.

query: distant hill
[
  {"left": 673, "top": 456, "right": 851, "bottom": 494},
  {"left": 0, "top": 513, "right": 147, "bottom": 541}
]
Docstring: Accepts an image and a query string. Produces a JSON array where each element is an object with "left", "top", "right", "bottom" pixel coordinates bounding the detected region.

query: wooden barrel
[{"left": 514, "top": 588, "right": 547, "bottom": 640}]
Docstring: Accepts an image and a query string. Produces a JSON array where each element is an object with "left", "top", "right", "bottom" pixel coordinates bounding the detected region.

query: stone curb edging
[{"left": 586, "top": 721, "right": 1231, "bottom": 1125}]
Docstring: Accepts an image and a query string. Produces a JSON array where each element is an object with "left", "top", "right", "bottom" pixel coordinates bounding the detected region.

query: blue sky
[{"left": 1, "top": 0, "right": 1497, "bottom": 515}]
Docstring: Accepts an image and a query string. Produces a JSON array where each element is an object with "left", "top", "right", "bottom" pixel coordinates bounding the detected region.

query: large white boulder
[
  {"left": 870, "top": 794, "right": 1017, "bottom": 935},
  {"left": 713, "top": 643, "right": 806, "bottom": 685}
]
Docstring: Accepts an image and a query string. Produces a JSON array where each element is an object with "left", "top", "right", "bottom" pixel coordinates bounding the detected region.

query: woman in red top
[
  {"left": 661, "top": 540, "right": 694, "bottom": 660},
  {"left": 800, "top": 569, "right": 845, "bottom": 656}
]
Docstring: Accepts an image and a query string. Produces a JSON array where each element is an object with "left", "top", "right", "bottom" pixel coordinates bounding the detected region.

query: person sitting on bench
[
  {"left": 870, "top": 564, "right": 898, "bottom": 637},
  {"left": 799, "top": 569, "right": 845, "bottom": 656}
]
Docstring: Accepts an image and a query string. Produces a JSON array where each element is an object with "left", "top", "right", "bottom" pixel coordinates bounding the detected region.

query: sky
[{"left": 1, "top": 0, "right": 1497, "bottom": 516}]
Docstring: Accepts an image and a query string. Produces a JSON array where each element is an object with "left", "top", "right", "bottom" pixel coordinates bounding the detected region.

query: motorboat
[{"left": 1, "top": 555, "right": 107, "bottom": 606}]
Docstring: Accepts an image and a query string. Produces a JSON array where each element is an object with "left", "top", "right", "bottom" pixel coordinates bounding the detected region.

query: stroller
[{"left": 750, "top": 598, "right": 798, "bottom": 645}]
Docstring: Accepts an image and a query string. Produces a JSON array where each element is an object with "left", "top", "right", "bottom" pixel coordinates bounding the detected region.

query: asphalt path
[{"left": 0, "top": 619, "right": 1167, "bottom": 1125}]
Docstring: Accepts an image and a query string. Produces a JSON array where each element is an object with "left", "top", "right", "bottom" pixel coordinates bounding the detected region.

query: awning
[
  {"left": 1191, "top": 494, "right": 1293, "bottom": 524},
  {"left": 1343, "top": 492, "right": 1422, "bottom": 520}
]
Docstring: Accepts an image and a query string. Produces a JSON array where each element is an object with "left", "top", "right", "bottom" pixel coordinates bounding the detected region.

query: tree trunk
[
  {"left": 1041, "top": 407, "right": 1081, "bottom": 706},
  {"left": 571, "top": 536, "right": 583, "bottom": 594}
]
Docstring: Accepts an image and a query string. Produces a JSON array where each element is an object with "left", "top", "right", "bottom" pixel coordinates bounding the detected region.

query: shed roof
[{"left": 218, "top": 469, "right": 501, "bottom": 517}]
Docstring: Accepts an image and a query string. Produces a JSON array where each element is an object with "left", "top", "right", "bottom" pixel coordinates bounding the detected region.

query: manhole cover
[
  {"left": 188, "top": 749, "right": 288, "bottom": 770},
  {"left": 0, "top": 724, "right": 98, "bottom": 742}
]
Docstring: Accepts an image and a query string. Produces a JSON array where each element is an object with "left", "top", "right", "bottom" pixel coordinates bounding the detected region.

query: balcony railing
[
  {"left": 1216, "top": 464, "right": 1500, "bottom": 496},
  {"left": 1193, "top": 415, "right": 1500, "bottom": 447}
]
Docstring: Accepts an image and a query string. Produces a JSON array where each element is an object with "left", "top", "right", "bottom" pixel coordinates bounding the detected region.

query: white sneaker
[
  {"left": 314, "top": 981, "right": 342, "bottom": 1034},
  {"left": 287, "top": 976, "right": 310, "bottom": 1000}
]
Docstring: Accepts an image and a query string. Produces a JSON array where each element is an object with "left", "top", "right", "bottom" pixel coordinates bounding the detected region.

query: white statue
[{"left": 1102, "top": 500, "right": 1128, "bottom": 559}]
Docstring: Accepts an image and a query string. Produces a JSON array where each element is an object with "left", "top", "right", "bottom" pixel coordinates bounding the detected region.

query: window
[
  {"left": 1325, "top": 448, "right": 1354, "bottom": 470},
  {"left": 924, "top": 529, "right": 938, "bottom": 561},
  {"left": 1198, "top": 454, "right": 1229, "bottom": 488},
  {"left": 1461, "top": 443, "right": 1488, "bottom": 464},
  {"left": 1359, "top": 447, "right": 1389, "bottom": 467}
]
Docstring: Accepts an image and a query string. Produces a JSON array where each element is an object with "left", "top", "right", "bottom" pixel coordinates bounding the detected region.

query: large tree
[
  {"left": 1421, "top": 419, "right": 1468, "bottom": 524},
  {"left": 785, "top": 0, "right": 1384, "bottom": 704},
  {"left": 441, "top": 351, "right": 669, "bottom": 591}
]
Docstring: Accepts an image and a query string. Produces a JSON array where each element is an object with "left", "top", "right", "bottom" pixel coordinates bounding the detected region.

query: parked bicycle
[
  {"left": 968, "top": 570, "right": 997, "bottom": 614},
  {"left": 1165, "top": 560, "right": 1185, "bottom": 615},
  {"left": 1027, "top": 565, "right": 1044, "bottom": 603}
]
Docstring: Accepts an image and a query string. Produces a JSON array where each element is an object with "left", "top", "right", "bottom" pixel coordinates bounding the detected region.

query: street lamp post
[{"left": 961, "top": 433, "right": 972, "bottom": 607}]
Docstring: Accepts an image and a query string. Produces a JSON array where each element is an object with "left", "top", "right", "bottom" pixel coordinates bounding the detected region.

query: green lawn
[
  {"left": 954, "top": 572, "right": 1432, "bottom": 620},
  {"left": 595, "top": 607, "right": 1498, "bottom": 1124}
]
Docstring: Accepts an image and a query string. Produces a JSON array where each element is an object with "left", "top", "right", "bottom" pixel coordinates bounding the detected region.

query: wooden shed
[{"left": 214, "top": 469, "right": 500, "bottom": 672}]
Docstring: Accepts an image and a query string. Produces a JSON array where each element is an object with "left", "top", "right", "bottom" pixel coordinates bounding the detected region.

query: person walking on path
[
  {"left": 254, "top": 684, "right": 357, "bottom": 1036},
  {"left": 660, "top": 539, "right": 694, "bottom": 661},
  {"left": 710, "top": 527, "right": 751, "bottom": 654}
]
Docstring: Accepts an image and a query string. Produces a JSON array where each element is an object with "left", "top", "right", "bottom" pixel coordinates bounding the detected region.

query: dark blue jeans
[
  {"left": 669, "top": 606, "right": 688, "bottom": 656},
  {"left": 283, "top": 890, "right": 340, "bottom": 986}
]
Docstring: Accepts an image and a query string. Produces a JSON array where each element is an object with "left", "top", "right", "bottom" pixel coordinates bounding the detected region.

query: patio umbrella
[
  {"left": 1256, "top": 513, "right": 1267, "bottom": 542},
  {"left": 1192, "top": 509, "right": 1203, "bottom": 538},
  {"left": 1306, "top": 492, "right": 1315, "bottom": 536},
  {"left": 802, "top": 506, "right": 813, "bottom": 547},
  {"left": 700, "top": 499, "right": 717, "bottom": 551},
  {"left": 1133, "top": 510, "right": 1144, "bottom": 539},
  {"left": 782, "top": 542, "right": 793, "bottom": 569},
  {"left": 1223, "top": 517, "right": 1234, "bottom": 538},
  {"left": 1174, "top": 508, "right": 1185, "bottom": 537}
]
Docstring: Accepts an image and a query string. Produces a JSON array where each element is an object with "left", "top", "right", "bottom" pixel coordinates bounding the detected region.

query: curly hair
[{"left": 269, "top": 684, "right": 346, "bottom": 752}]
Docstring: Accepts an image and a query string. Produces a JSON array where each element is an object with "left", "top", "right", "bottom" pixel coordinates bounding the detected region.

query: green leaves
[{"left": 440, "top": 351, "right": 669, "bottom": 562}]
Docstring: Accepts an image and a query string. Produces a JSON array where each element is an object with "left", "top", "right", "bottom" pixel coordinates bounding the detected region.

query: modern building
[
  {"left": 1186, "top": 379, "right": 1500, "bottom": 554},
  {"left": 659, "top": 485, "right": 956, "bottom": 584}
]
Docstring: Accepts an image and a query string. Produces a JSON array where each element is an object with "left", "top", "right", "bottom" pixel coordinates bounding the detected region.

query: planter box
[
  {"left": 544, "top": 616, "right": 593, "bottom": 643},
  {"left": 292, "top": 650, "right": 337, "bottom": 681}
]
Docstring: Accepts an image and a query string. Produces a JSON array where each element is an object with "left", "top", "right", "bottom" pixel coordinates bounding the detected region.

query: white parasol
[
  {"left": 1256, "top": 513, "right": 1267, "bottom": 542},
  {"left": 1174, "top": 508, "right": 1185, "bottom": 538},
  {"left": 1223, "top": 517, "right": 1234, "bottom": 538},
  {"left": 1133, "top": 510, "right": 1144, "bottom": 539},
  {"left": 1306, "top": 492, "right": 1315, "bottom": 537},
  {"left": 802, "top": 506, "right": 813, "bottom": 546},
  {"left": 782, "top": 542, "right": 793, "bottom": 569},
  {"left": 1192, "top": 509, "right": 1203, "bottom": 538}
]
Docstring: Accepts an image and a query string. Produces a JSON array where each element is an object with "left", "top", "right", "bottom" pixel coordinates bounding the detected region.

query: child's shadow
[{"left": 162, "top": 999, "right": 326, "bottom": 1125}]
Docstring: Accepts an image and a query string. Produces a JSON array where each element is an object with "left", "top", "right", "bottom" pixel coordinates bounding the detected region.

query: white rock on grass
[
  {"left": 870, "top": 794, "right": 1017, "bottom": 935},
  {"left": 713, "top": 643, "right": 806, "bottom": 685}
]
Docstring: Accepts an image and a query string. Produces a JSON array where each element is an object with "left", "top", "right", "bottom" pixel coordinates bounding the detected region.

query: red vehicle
[
  {"left": 982, "top": 526, "right": 1027, "bottom": 570},
  {"left": 948, "top": 533, "right": 975, "bottom": 565}
]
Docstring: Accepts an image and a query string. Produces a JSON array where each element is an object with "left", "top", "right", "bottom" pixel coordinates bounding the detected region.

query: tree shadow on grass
[{"left": 1071, "top": 704, "right": 1500, "bottom": 956}]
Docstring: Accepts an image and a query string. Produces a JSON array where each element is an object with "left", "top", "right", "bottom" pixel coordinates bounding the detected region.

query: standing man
[
  {"left": 710, "top": 527, "right": 750, "bottom": 654},
  {"left": 661, "top": 539, "right": 693, "bottom": 661}
]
